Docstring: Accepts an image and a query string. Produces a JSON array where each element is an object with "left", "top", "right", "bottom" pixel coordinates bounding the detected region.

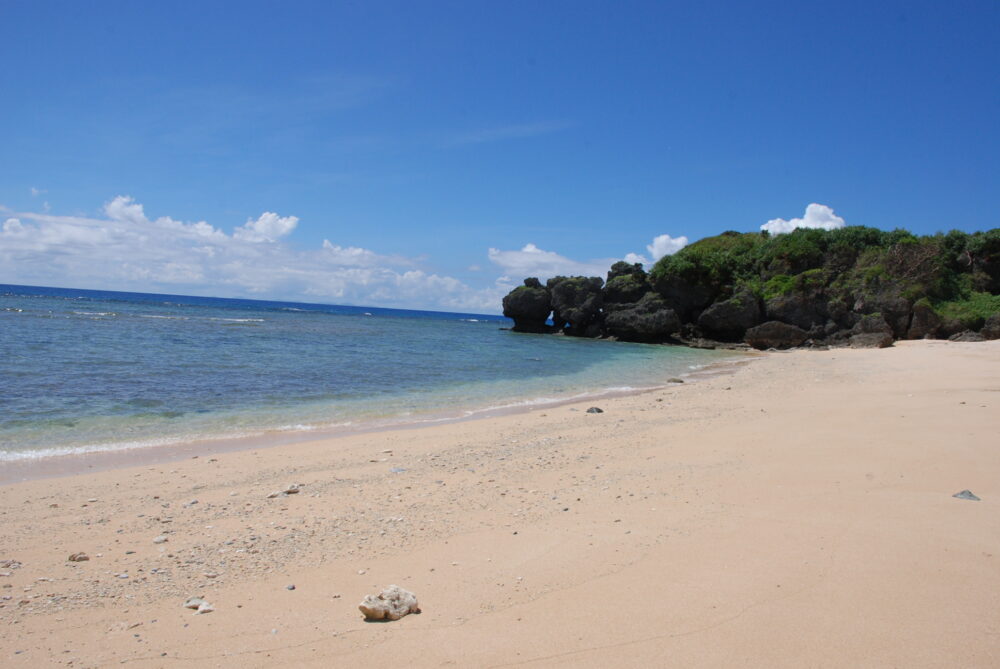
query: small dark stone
[
  {"left": 667, "top": 378, "right": 684, "bottom": 384},
  {"left": 585, "top": 407, "right": 604, "bottom": 414},
  {"left": 286, "top": 584, "right": 296, "bottom": 590},
  {"left": 953, "top": 490, "right": 981, "bottom": 501}
]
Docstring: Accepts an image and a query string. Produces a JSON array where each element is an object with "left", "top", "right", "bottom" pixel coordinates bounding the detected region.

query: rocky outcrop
[
  {"left": 907, "top": 299, "right": 942, "bottom": 339},
  {"left": 499, "top": 227, "right": 1000, "bottom": 349},
  {"left": 849, "top": 314, "right": 894, "bottom": 348},
  {"left": 949, "top": 330, "right": 985, "bottom": 342},
  {"left": 604, "top": 292, "right": 680, "bottom": 342},
  {"left": 650, "top": 274, "right": 716, "bottom": 322},
  {"left": 547, "top": 276, "right": 604, "bottom": 337},
  {"left": 981, "top": 313, "right": 1000, "bottom": 340},
  {"left": 765, "top": 293, "right": 830, "bottom": 332},
  {"left": 853, "top": 288, "right": 912, "bottom": 339},
  {"left": 697, "top": 290, "right": 760, "bottom": 341},
  {"left": 744, "top": 321, "right": 808, "bottom": 350},
  {"left": 603, "top": 262, "right": 650, "bottom": 305},
  {"left": 502, "top": 278, "right": 552, "bottom": 333}
]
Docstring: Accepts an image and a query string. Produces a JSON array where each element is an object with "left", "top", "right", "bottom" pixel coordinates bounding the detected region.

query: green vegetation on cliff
[
  {"left": 502, "top": 225, "right": 1000, "bottom": 347},
  {"left": 649, "top": 226, "right": 1000, "bottom": 324}
]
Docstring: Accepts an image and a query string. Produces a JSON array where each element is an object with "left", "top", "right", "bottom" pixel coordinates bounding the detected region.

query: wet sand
[{"left": 1, "top": 340, "right": 997, "bottom": 667}]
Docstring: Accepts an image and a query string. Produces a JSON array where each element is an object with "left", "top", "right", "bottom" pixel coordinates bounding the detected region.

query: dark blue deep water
[{"left": 0, "top": 284, "right": 736, "bottom": 460}]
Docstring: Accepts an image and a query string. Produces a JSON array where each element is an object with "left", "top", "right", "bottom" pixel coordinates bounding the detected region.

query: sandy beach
[{"left": 1, "top": 340, "right": 998, "bottom": 668}]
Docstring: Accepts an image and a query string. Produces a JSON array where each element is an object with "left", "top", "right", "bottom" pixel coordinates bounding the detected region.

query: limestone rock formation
[
  {"left": 604, "top": 292, "right": 680, "bottom": 342},
  {"left": 498, "top": 227, "right": 1000, "bottom": 349},
  {"left": 697, "top": 290, "right": 760, "bottom": 341},
  {"left": 547, "top": 276, "right": 604, "bottom": 337},
  {"left": 744, "top": 321, "right": 808, "bottom": 350},
  {"left": 603, "top": 262, "right": 649, "bottom": 305},
  {"left": 501, "top": 278, "right": 552, "bottom": 333},
  {"left": 981, "top": 313, "right": 1000, "bottom": 340},
  {"left": 765, "top": 293, "right": 830, "bottom": 332},
  {"left": 359, "top": 585, "right": 421, "bottom": 621},
  {"left": 853, "top": 289, "right": 912, "bottom": 339},
  {"left": 906, "top": 299, "right": 942, "bottom": 339},
  {"left": 849, "top": 313, "right": 894, "bottom": 348}
]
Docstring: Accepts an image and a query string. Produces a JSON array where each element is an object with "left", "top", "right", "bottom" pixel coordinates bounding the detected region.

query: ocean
[{"left": 0, "top": 284, "right": 738, "bottom": 462}]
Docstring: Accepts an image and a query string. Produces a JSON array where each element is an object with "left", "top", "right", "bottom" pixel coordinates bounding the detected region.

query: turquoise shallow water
[{"left": 0, "top": 284, "right": 738, "bottom": 461}]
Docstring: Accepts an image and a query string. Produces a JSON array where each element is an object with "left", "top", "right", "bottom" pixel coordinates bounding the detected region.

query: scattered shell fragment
[
  {"left": 152, "top": 535, "right": 168, "bottom": 544},
  {"left": 184, "top": 596, "right": 206, "bottom": 609},
  {"left": 67, "top": 553, "right": 89, "bottom": 562},
  {"left": 267, "top": 484, "right": 302, "bottom": 498}
]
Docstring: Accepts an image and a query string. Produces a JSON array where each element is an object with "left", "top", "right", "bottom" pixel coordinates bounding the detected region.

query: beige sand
[{"left": 1, "top": 340, "right": 998, "bottom": 668}]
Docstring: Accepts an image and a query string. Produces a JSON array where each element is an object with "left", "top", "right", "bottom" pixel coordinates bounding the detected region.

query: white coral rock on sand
[{"left": 358, "top": 585, "right": 420, "bottom": 621}]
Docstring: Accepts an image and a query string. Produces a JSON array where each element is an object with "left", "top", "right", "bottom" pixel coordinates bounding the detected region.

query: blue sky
[{"left": 1, "top": 1, "right": 997, "bottom": 312}]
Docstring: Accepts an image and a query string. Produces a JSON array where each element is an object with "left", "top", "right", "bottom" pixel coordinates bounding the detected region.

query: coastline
[
  {"left": 0, "top": 350, "right": 754, "bottom": 485},
  {"left": 1, "top": 340, "right": 997, "bottom": 667}
]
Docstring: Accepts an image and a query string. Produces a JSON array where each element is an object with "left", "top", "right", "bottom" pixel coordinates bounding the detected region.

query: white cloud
[
  {"left": 0, "top": 196, "right": 502, "bottom": 313},
  {"left": 761, "top": 203, "right": 845, "bottom": 235},
  {"left": 104, "top": 195, "right": 148, "bottom": 225},
  {"left": 3, "top": 218, "right": 24, "bottom": 234},
  {"left": 233, "top": 211, "right": 299, "bottom": 242},
  {"left": 620, "top": 234, "right": 689, "bottom": 266},
  {"left": 30, "top": 187, "right": 46, "bottom": 197},
  {"left": 487, "top": 243, "right": 617, "bottom": 280},
  {"left": 647, "top": 234, "right": 688, "bottom": 261}
]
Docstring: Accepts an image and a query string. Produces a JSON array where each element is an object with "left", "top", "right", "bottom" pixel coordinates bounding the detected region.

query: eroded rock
[
  {"left": 849, "top": 314, "right": 894, "bottom": 348},
  {"left": 502, "top": 278, "right": 553, "bottom": 333},
  {"left": 697, "top": 290, "right": 760, "bottom": 341},
  {"left": 982, "top": 313, "right": 1000, "bottom": 340},
  {"left": 547, "top": 276, "right": 604, "bottom": 337},
  {"left": 603, "top": 292, "right": 680, "bottom": 342},
  {"left": 744, "top": 321, "right": 808, "bottom": 350},
  {"left": 358, "top": 585, "right": 420, "bottom": 621}
]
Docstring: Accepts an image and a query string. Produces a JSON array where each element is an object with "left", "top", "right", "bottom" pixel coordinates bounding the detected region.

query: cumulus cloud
[
  {"left": 0, "top": 196, "right": 502, "bottom": 312},
  {"left": 646, "top": 234, "right": 688, "bottom": 261},
  {"left": 761, "top": 203, "right": 845, "bottom": 235},
  {"left": 3, "top": 218, "right": 24, "bottom": 234},
  {"left": 234, "top": 212, "right": 299, "bottom": 242},
  {"left": 619, "top": 233, "right": 689, "bottom": 267},
  {"left": 487, "top": 243, "right": 618, "bottom": 280},
  {"left": 104, "top": 195, "right": 148, "bottom": 225}
]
